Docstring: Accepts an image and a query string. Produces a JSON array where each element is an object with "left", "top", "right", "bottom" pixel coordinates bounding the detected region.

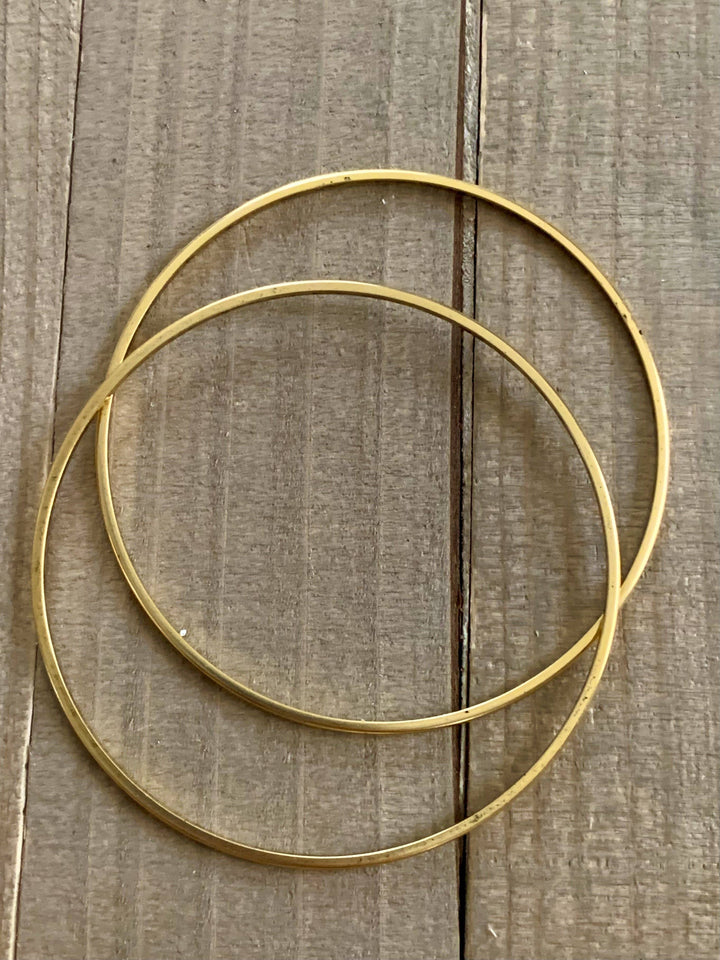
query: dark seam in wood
[
  {"left": 457, "top": 0, "right": 483, "bottom": 956},
  {"left": 451, "top": 0, "right": 481, "bottom": 957}
]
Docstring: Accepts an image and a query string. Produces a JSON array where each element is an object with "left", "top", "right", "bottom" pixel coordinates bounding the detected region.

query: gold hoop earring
[
  {"left": 34, "top": 280, "right": 621, "bottom": 866},
  {"left": 95, "top": 171, "right": 669, "bottom": 733}
]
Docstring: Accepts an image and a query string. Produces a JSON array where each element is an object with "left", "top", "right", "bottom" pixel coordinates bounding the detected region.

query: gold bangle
[
  {"left": 33, "top": 280, "right": 621, "bottom": 867},
  {"left": 95, "top": 170, "right": 670, "bottom": 733}
]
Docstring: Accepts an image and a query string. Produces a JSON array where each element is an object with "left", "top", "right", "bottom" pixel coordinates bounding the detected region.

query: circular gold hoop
[
  {"left": 96, "top": 170, "right": 669, "bottom": 733},
  {"left": 33, "top": 281, "right": 621, "bottom": 867}
]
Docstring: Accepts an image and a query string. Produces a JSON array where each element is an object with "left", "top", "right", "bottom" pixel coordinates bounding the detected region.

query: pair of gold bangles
[{"left": 32, "top": 170, "right": 669, "bottom": 868}]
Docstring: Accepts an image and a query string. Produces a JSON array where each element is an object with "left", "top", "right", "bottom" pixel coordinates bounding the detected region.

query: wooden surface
[
  {"left": 0, "top": 0, "right": 82, "bottom": 953},
  {"left": 462, "top": 3, "right": 720, "bottom": 958},
  {"left": 1, "top": 0, "right": 717, "bottom": 958}
]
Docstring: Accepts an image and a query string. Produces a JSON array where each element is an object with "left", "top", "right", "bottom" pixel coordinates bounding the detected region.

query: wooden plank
[
  {"left": 464, "top": 1, "right": 719, "bottom": 957},
  {"left": 0, "top": 0, "right": 81, "bottom": 955},
  {"left": 14, "top": 1, "right": 466, "bottom": 958}
]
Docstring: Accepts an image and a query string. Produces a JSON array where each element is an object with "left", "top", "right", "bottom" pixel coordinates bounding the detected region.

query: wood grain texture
[
  {"left": 13, "top": 1, "right": 464, "bottom": 959},
  {"left": 0, "top": 1, "right": 81, "bottom": 955},
  {"left": 4, "top": 0, "right": 719, "bottom": 957},
  {"left": 464, "top": 1, "right": 720, "bottom": 958}
]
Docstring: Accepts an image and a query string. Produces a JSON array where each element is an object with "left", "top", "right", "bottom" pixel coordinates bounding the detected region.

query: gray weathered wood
[
  {"left": 4, "top": 0, "right": 719, "bottom": 956},
  {"left": 0, "top": 1, "right": 81, "bottom": 955},
  {"left": 464, "top": 1, "right": 720, "bottom": 957},
  {"left": 14, "top": 1, "right": 464, "bottom": 958}
]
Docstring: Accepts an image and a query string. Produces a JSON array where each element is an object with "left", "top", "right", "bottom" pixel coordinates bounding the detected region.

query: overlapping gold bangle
[
  {"left": 96, "top": 171, "right": 669, "bottom": 733},
  {"left": 32, "top": 171, "right": 669, "bottom": 866}
]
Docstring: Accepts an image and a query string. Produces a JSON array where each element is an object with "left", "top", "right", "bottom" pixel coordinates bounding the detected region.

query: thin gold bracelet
[
  {"left": 33, "top": 280, "right": 621, "bottom": 867},
  {"left": 95, "top": 171, "right": 670, "bottom": 734}
]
